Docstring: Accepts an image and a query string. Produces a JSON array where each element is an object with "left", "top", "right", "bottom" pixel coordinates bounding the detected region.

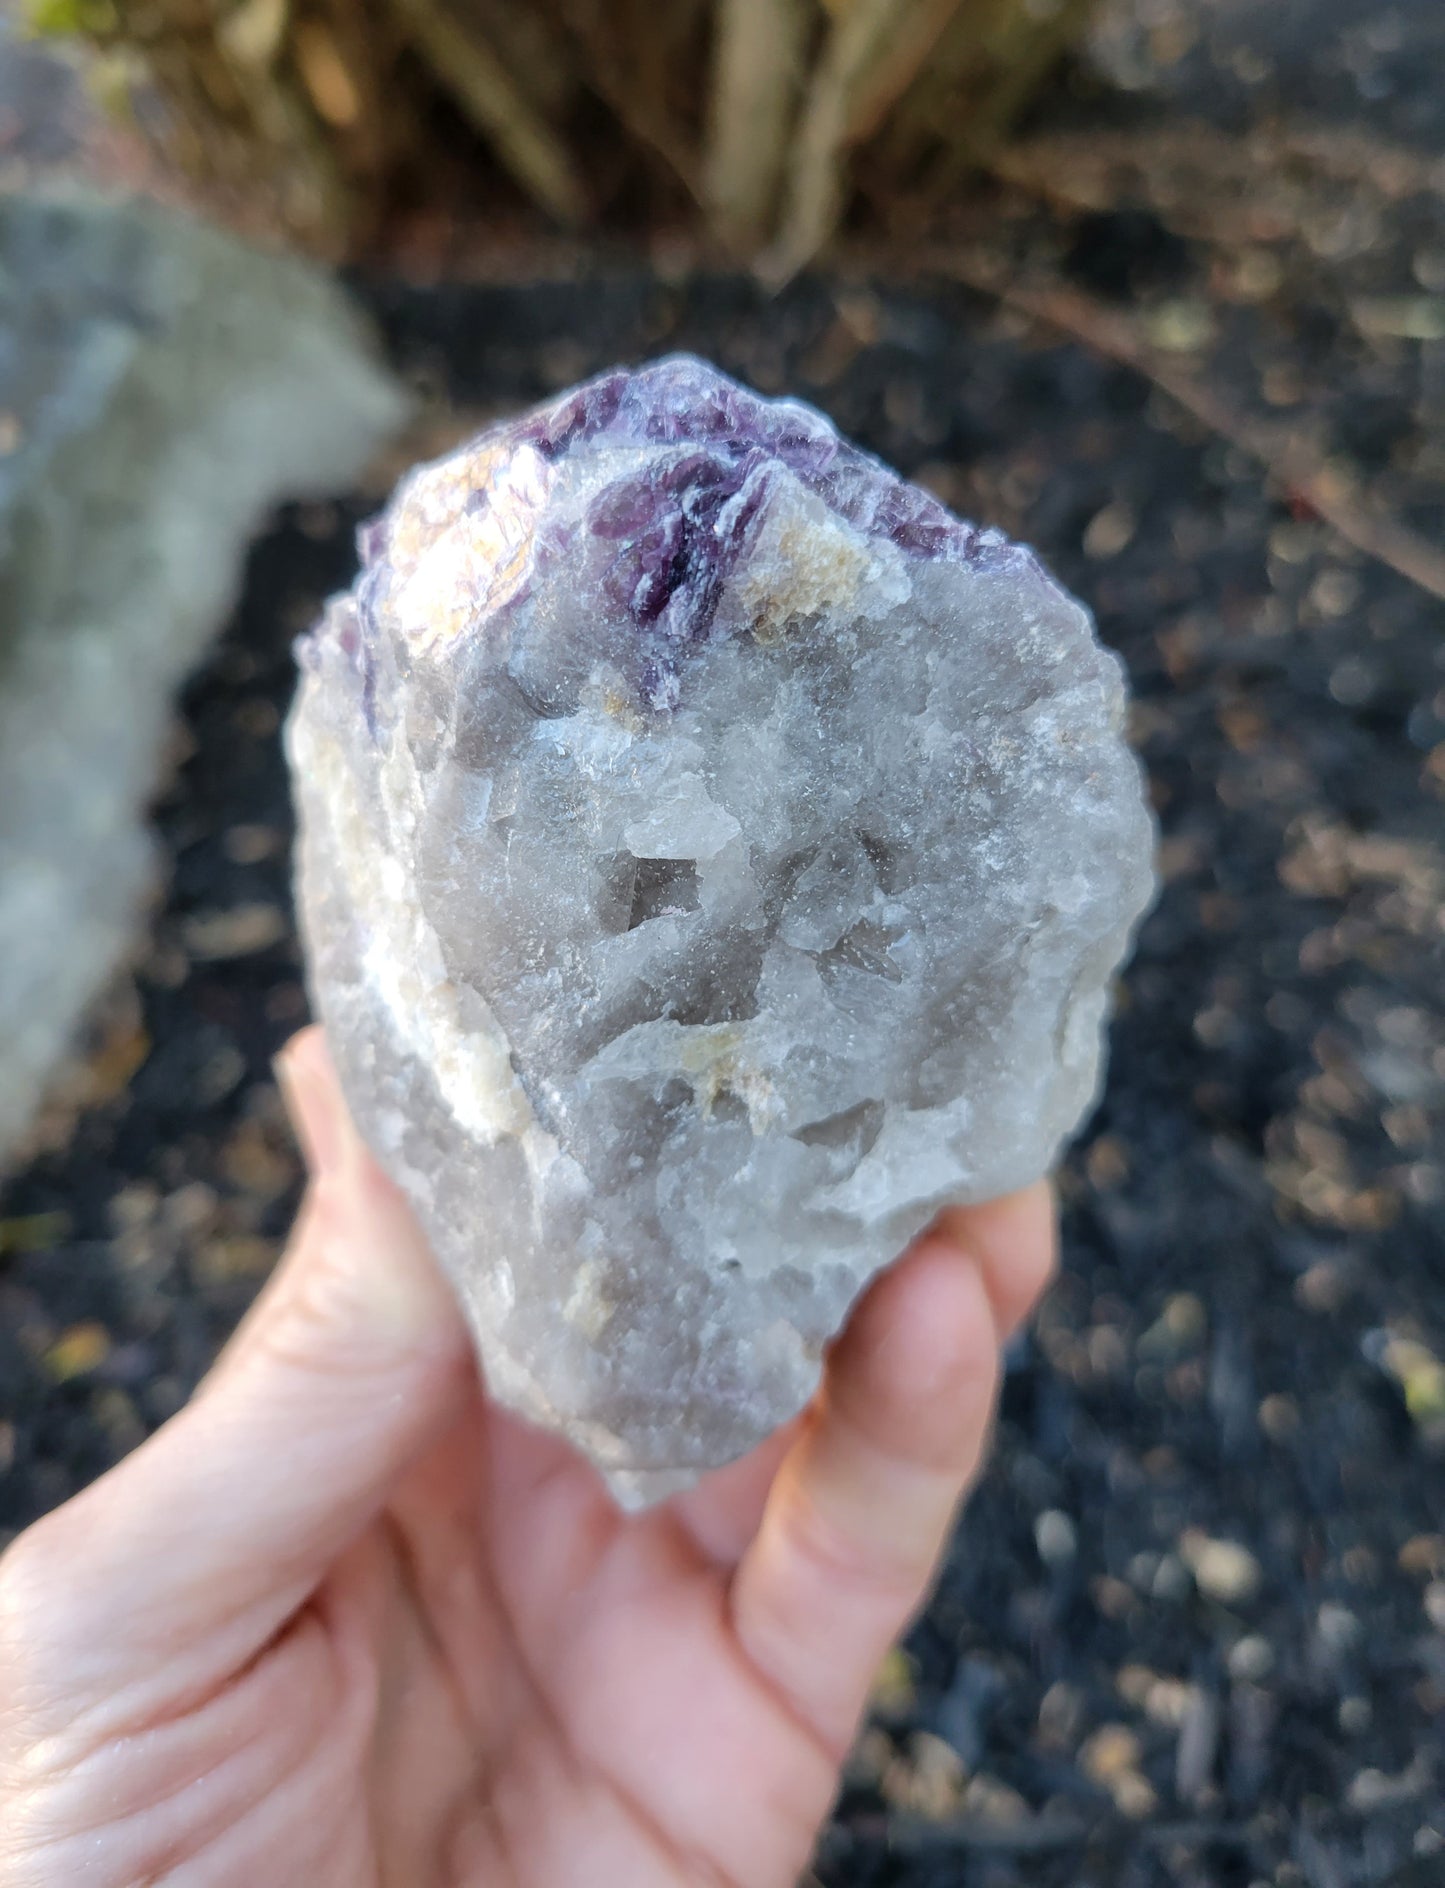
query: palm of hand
[
  {"left": 0, "top": 1031, "right": 1052, "bottom": 1888},
  {"left": 244, "top": 1400, "right": 840, "bottom": 1888}
]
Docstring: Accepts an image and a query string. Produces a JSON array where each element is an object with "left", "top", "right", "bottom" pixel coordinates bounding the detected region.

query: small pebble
[
  {"left": 1228, "top": 1635, "right": 1276, "bottom": 1682},
  {"left": 219, "top": 1107, "right": 299, "bottom": 1199},
  {"left": 1117, "top": 1664, "right": 1155, "bottom": 1707},
  {"left": 882, "top": 1731, "right": 966, "bottom": 1819},
  {"left": 1381, "top": 1338, "right": 1445, "bottom": 1424},
  {"left": 1144, "top": 1677, "right": 1194, "bottom": 1729},
  {"left": 1091, "top": 1574, "right": 1137, "bottom": 1619},
  {"left": 1152, "top": 1553, "right": 1193, "bottom": 1602},
  {"left": 1347, "top": 1760, "right": 1428, "bottom": 1813},
  {"left": 1112, "top": 1768, "right": 1159, "bottom": 1819},
  {"left": 164, "top": 1182, "right": 220, "bottom": 1237},
  {"left": 1341, "top": 1545, "right": 1378, "bottom": 1587},
  {"left": 110, "top": 1182, "right": 161, "bottom": 1231},
  {"left": 1137, "top": 1292, "right": 1207, "bottom": 1358},
  {"left": 181, "top": 903, "right": 288, "bottom": 960},
  {"left": 1080, "top": 1722, "right": 1142, "bottom": 1783},
  {"left": 1035, "top": 1509, "right": 1078, "bottom": 1566},
  {"left": 867, "top": 1647, "right": 917, "bottom": 1719},
  {"left": 193, "top": 1235, "right": 280, "bottom": 1287},
  {"left": 1424, "top": 1582, "right": 1445, "bottom": 1632},
  {"left": 843, "top": 1726, "right": 892, "bottom": 1789},
  {"left": 91, "top": 1387, "right": 146, "bottom": 1456},
  {"left": 43, "top": 1322, "right": 111, "bottom": 1383},
  {"left": 1145, "top": 299, "right": 1214, "bottom": 352},
  {"left": 1259, "top": 1392, "right": 1302, "bottom": 1440},
  {"left": 223, "top": 823, "right": 283, "bottom": 864},
  {"left": 961, "top": 1773, "right": 1031, "bottom": 1825},
  {"left": 1085, "top": 1134, "right": 1130, "bottom": 1188},
  {"left": 1164, "top": 1293, "right": 1208, "bottom": 1343},
  {"left": 1296, "top": 1259, "right": 1353, "bottom": 1314},
  {"left": 1399, "top": 1535, "right": 1445, "bottom": 1578},
  {"left": 1181, "top": 1530, "right": 1262, "bottom": 1605},
  {"left": 1127, "top": 1551, "right": 1160, "bottom": 1591},
  {"left": 195, "top": 1046, "right": 248, "bottom": 1108},
  {"left": 1083, "top": 501, "right": 1137, "bottom": 560},
  {"left": 1316, "top": 1601, "right": 1363, "bottom": 1657},
  {"left": 1037, "top": 1681, "right": 1086, "bottom": 1751}
]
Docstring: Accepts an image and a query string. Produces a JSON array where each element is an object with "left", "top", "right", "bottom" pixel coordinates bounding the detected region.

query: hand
[{"left": 0, "top": 1027, "right": 1055, "bottom": 1888}]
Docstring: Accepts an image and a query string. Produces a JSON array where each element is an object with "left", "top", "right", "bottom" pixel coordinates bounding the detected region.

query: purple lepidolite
[{"left": 286, "top": 355, "right": 1155, "bottom": 1503}]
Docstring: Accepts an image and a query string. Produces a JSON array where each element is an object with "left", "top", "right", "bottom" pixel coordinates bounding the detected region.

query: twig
[
  {"left": 1138, "top": 1819, "right": 1256, "bottom": 1850},
  {"left": 386, "top": 0, "right": 588, "bottom": 226},
  {"left": 870, "top": 1808, "right": 1258, "bottom": 1857},
  {"left": 702, "top": 0, "right": 809, "bottom": 248},
  {"left": 987, "top": 119, "right": 1445, "bottom": 243},
  {"left": 935, "top": 250, "right": 1445, "bottom": 607},
  {"left": 882, "top": 1809, "right": 1091, "bottom": 1853}
]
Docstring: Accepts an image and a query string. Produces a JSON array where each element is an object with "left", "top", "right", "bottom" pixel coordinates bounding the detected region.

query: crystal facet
[{"left": 287, "top": 356, "right": 1156, "bottom": 1503}]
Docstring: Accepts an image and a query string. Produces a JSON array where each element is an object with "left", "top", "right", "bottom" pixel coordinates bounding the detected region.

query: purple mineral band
[
  {"left": 510, "top": 354, "right": 1010, "bottom": 566},
  {"left": 324, "top": 357, "right": 1051, "bottom": 714}
]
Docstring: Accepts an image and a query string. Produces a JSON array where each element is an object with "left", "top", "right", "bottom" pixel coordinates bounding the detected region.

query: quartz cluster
[{"left": 287, "top": 356, "right": 1155, "bottom": 1502}]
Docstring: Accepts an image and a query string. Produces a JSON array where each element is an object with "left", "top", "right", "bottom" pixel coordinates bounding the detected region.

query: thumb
[
  {"left": 206, "top": 1025, "right": 466, "bottom": 1399},
  {"left": 9, "top": 1028, "right": 472, "bottom": 1708}
]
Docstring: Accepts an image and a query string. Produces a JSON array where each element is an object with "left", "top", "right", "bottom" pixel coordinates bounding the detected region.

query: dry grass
[{"left": 51, "top": 0, "right": 1100, "bottom": 267}]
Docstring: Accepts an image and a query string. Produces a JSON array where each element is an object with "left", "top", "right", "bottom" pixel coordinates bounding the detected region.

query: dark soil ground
[{"left": 3, "top": 3, "right": 1444, "bottom": 1884}]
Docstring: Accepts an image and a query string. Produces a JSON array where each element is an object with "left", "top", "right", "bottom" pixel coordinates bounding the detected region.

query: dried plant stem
[
  {"left": 554, "top": 0, "right": 702, "bottom": 202},
  {"left": 845, "top": 0, "right": 964, "bottom": 146},
  {"left": 108, "top": 0, "right": 355, "bottom": 247},
  {"left": 386, "top": 0, "right": 588, "bottom": 225},
  {"left": 702, "top": 0, "right": 809, "bottom": 248},
  {"left": 765, "top": 0, "right": 909, "bottom": 282},
  {"left": 81, "top": 0, "right": 1108, "bottom": 260},
  {"left": 910, "top": 0, "right": 1097, "bottom": 200}
]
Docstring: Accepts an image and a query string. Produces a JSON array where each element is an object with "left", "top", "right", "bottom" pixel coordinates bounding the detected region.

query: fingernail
[{"left": 275, "top": 1039, "right": 344, "bottom": 1179}]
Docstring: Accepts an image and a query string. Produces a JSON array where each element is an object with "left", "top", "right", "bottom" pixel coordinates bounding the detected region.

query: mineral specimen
[{"left": 287, "top": 356, "right": 1155, "bottom": 1503}]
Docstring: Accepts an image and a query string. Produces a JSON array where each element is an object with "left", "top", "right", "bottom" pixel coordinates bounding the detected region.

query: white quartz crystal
[{"left": 287, "top": 356, "right": 1155, "bottom": 1503}]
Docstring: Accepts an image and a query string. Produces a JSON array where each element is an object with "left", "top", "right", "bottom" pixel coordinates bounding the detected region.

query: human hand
[{"left": 0, "top": 1026, "right": 1055, "bottom": 1888}]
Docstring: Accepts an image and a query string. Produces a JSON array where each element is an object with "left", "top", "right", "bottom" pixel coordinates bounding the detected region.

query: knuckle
[
  {"left": 782, "top": 1479, "right": 923, "bottom": 1608},
  {"left": 252, "top": 1250, "right": 370, "bottom": 1380}
]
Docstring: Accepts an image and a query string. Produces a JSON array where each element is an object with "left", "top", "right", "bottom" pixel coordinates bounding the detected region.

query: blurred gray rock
[{"left": 0, "top": 186, "right": 407, "bottom": 1169}]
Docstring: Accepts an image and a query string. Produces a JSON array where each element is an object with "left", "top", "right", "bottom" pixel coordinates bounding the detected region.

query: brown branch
[
  {"left": 934, "top": 250, "right": 1445, "bottom": 606},
  {"left": 987, "top": 119, "right": 1445, "bottom": 246}
]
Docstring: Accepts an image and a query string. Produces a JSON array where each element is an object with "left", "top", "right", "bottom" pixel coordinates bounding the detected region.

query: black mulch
[{"left": 3, "top": 6, "right": 1445, "bottom": 1882}]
